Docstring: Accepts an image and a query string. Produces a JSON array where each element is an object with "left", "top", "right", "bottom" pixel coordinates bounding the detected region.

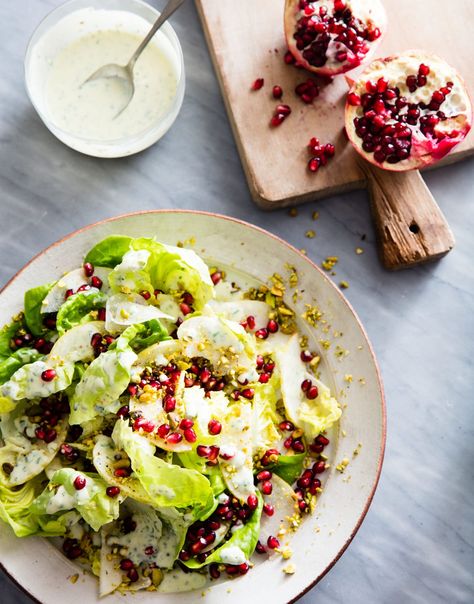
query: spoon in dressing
[{"left": 82, "top": 0, "right": 185, "bottom": 117}]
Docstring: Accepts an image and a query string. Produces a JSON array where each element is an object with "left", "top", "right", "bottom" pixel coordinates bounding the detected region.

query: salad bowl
[{"left": 0, "top": 210, "right": 385, "bottom": 603}]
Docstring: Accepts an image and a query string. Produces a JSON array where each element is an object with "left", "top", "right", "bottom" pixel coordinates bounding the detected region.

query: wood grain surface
[{"left": 195, "top": 0, "right": 474, "bottom": 208}]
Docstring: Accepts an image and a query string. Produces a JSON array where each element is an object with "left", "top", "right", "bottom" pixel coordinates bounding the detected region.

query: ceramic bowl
[{"left": 0, "top": 211, "right": 385, "bottom": 603}]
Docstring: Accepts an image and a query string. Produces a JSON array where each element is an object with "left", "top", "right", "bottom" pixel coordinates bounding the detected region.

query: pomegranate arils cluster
[
  {"left": 295, "top": 78, "right": 320, "bottom": 103},
  {"left": 285, "top": 0, "right": 386, "bottom": 75},
  {"left": 270, "top": 104, "right": 292, "bottom": 127},
  {"left": 307, "top": 137, "right": 335, "bottom": 172}
]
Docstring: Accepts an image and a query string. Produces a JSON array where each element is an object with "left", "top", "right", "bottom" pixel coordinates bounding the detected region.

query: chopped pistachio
[
  {"left": 312, "top": 210, "right": 320, "bottom": 220},
  {"left": 321, "top": 256, "right": 338, "bottom": 271},
  {"left": 69, "top": 574, "right": 79, "bottom": 584},
  {"left": 305, "top": 230, "right": 316, "bottom": 239},
  {"left": 344, "top": 374, "right": 353, "bottom": 383},
  {"left": 339, "top": 280, "right": 349, "bottom": 289},
  {"left": 288, "top": 207, "right": 298, "bottom": 217},
  {"left": 355, "top": 247, "right": 364, "bottom": 255}
]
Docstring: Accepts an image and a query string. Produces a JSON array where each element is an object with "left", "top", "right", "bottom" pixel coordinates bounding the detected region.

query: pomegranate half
[
  {"left": 345, "top": 51, "right": 472, "bottom": 171},
  {"left": 284, "top": 0, "right": 387, "bottom": 76}
]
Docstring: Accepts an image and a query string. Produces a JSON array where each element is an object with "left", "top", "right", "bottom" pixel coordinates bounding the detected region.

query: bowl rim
[
  {"left": 23, "top": 0, "right": 186, "bottom": 148},
  {"left": 0, "top": 209, "right": 386, "bottom": 604}
]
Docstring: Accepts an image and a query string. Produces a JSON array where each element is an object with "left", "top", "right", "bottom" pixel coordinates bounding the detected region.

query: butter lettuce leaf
[
  {"left": 69, "top": 327, "right": 137, "bottom": 425},
  {"left": 84, "top": 235, "right": 133, "bottom": 268},
  {"left": 184, "top": 491, "right": 263, "bottom": 568},
  {"left": 24, "top": 282, "right": 55, "bottom": 335},
  {"left": 31, "top": 468, "right": 122, "bottom": 532},
  {"left": 0, "top": 348, "right": 42, "bottom": 385},
  {"left": 56, "top": 290, "right": 107, "bottom": 336},
  {"left": 112, "top": 420, "right": 214, "bottom": 514}
]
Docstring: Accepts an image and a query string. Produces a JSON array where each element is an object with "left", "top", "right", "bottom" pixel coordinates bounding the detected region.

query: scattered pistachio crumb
[
  {"left": 344, "top": 374, "right": 353, "bottom": 383},
  {"left": 283, "top": 563, "right": 296, "bottom": 575},
  {"left": 355, "top": 247, "right": 364, "bottom": 255},
  {"left": 312, "top": 211, "right": 319, "bottom": 220},
  {"left": 288, "top": 207, "right": 298, "bottom": 217},
  {"left": 353, "top": 442, "right": 362, "bottom": 457},
  {"left": 302, "top": 304, "right": 323, "bottom": 326},
  {"left": 341, "top": 429, "right": 347, "bottom": 437},
  {"left": 69, "top": 574, "right": 79, "bottom": 584},
  {"left": 305, "top": 230, "right": 316, "bottom": 239},
  {"left": 319, "top": 339, "right": 331, "bottom": 350},
  {"left": 358, "top": 377, "right": 366, "bottom": 385},
  {"left": 300, "top": 248, "right": 307, "bottom": 255},
  {"left": 339, "top": 280, "right": 349, "bottom": 289},
  {"left": 281, "top": 547, "right": 293, "bottom": 560},
  {"left": 321, "top": 256, "right": 338, "bottom": 271},
  {"left": 336, "top": 457, "right": 350, "bottom": 473}
]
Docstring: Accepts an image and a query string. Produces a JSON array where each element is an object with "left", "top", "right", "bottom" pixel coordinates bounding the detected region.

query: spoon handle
[{"left": 127, "top": 0, "right": 186, "bottom": 70}]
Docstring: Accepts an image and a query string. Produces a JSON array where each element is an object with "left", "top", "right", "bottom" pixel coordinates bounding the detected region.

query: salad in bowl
[{"left": 0, "top": 234, "right": 342, "bottom": 596}]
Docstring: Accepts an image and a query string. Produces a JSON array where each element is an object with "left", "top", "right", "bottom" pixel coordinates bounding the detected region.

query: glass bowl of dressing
[{"left": 25, "top": 0, "right": 185, "bottom": 158}]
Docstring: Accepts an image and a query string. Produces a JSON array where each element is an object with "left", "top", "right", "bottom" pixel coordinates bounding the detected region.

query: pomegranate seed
[
  {"left": 65, "top": 289, "right": 74, "bottom": 300},
  {"left": 308, "top": 157, "right": 320, "bottom": 172},
  {"left": 73, "top": 475, "right": 86, "bottom": 490},
  {"left": 208, "top": 446, "right": 220, "bottom": 461},
  {"left": 183, "top": 428, "right": 197, "bottom": 443},
  {"left": 256, "top": 470, "right": 272, "bottom": 482},
  {"left": 133, "top": 418, "right": 155, "bottom": 433},
  {"left": 301, "top": 379, "right": 312, "bottom": 392},
  {"left": 258, "top": 373, "right": 270, "bottom": 383},
  {"left": 276, "top": 104, "right": 291, "bottom": 116},
  {"left": 35, "top": 427, "right": 45, "bottom": 440},
  {"left": 167, "top": 432, "right": 183, "bottom": 444},
  {"left": 120, "top": 559, "right": 134, "bottom": 571},
  {"left": 307, "top": 385, "right": 319, "bottom": 399},
  {"left": 77, "top": 284, "right": 90, "bottom": 292},
  {"left": 208, "top": 419, "right": 222, "bottom": 435},
  {"left": 272, "top": 85, "right": 283, "bottom": 99},
  {"left": 106, "top": 486, "right": 120, "bottom": 498},
  {"left": 316, "top": 434, "right": 330, "bottom": 446},
  {"left": 83, "top": 262, "right": 94, "bottom": 277},
  {"left": 191, "top": 537, "right": 208, "bottom": 554},
  {"left": 261, "top": 480, "right": 273, "bottom": 495},
  {"left": 66, "top": 546, "right": 82, "bottom": 560},
  {"left": 211, "top": 271, "right": 222, "bottom": 285},
  {"left": 255, "top": 328, "right": 269, "bottom": 339},
  {"left": 299, "top": 500, "right": 308, "bottom": 512},
  {"left": 238, "top": 563, "right": 249, "bottom": 575},
  {"left": 267, "top": 536, "right": 280, "bottom": 550},
  {"left": 41, "top": 369, "right": 56, "bottom": 382},
  {"left": 313, "top": 460, "right": 327, "bottom": 474},
  {"left": 241, "top": 388, "right": 254, "bottom": 399},
  {"left": 251, "top": 78, "right": 264, "bottom": 91},
  {"left": 419, "top": 63, "right": 430, "bottom": 76},
  {"left": 144, "top": 546, "right": 155, "bottom": 556},
  {"left": 140, "top": 290, "right": 151, "bottom": 300},
  {"left": 292, "top": 439, "right": 305, "bottom": 453},
  {"left": 179, "top": 549, "right": 191, "bottom": 561},
  {"left": 196, "top": 446, "right": 211, "bottom": 458},
  {"left": 209, "top": 563, "right": 221, "bottom": 579},
  {"left": 114, "top": 468, "right": 131, "bottom": 478},
  {"left": 90, "top": 275, "right": 102, "bottom": 289},
  {"left": 279, "top": 421, "right": 294, "bottom": 432},
  {"left": 256, "top": 541, "right": 266, "bottom": 554},
  {"left": 283, "top": 436, "right": 293, "bottom": 449},
  {"left": 116, "top": 405, "right": 130, "bottom": 418},
  {"left": 180, "top": 303, "right": 193, "bottom": 315},
  {"left": 267, "top": 319, "right": 279, "bottom": 333},
  {"left": 127, "top": 568, "right": 139, "bottom": 583},
  {"left": 244, "top": 315, "right": 255, "bottom": 330},
  {"left": 347, "top": 92, "right": 361, "bottom": 106},
  {"left": 163, "top": 394, "right": 176, "bottom": 413},
  {"left": 247, "top": 494, "right": 258, "bottom": 510},
  {"left": 226, "top": 565, "right": 240, "bottom": 575},
  {"left": 300, "top": 350, "right": 313, "bottom": 362},
  {"left": 157, "top": 423, "right": 171, "bottom": 439},
  {"left": 263, "top": 503, "right": 275, "bottom": 516},
  {"left": 284, "top": 50, "right": 295, "bottom": 65},
  {"left": 200, "top": 368, "right": 211, "bottom": 384},
  {"left": 180, "top": 418, "right": 194, "bottom": 430}
]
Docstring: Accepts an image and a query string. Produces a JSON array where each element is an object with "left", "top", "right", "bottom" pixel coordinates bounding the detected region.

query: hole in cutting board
[{"left": 409, "top": 221, "right": 420, "bottom": 234}]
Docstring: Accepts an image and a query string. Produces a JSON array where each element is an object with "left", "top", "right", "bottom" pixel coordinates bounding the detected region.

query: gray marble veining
[{"left": 0, "top": 2, "right": 473, "bottom": 603}]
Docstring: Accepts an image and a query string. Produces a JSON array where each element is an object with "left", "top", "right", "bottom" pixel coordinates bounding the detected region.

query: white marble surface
[{"left": 0, "top": 1, "right": 473, "bottom": 603}]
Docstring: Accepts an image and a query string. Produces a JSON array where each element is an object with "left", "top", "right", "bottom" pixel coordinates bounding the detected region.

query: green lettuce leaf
[
  {"left": 269, "top": 453, "right": 306, "bottom": 485},
  {"left": 0, "top": 317, "right": 24, "bottom": 361},
  {"left": 112, "top": 419, "right": 214, "bottom": 513},
  {"left": 84, "top": 235, "right": 133, "bottom": 268},
  {"left": 108, "top": 249, "right": 154, "bottom": 295},
  {"left": 24, "top": 282, "right": 55, "bottom": 335},
  {"left": 184, "top": 491, "right": 263, "bottom": 568},
  {"left": 69, "top": 327, "right": 137, "bottom": 425},
  {"left": 0, "top": 479, "right": 75, "bottom": 537},
  {"left": 130, "top": 238, "right": 214, "bottom": 309},
  {"left": 129, "top": 319, "right": 170, "bottom": 350},
  {"left": 1, "top": 359, "right": 74, "bottom": 402},
  {"left": 56, "top": 290, "right": 107, "bottom": 336},
  {"left": 30, "top": 468, "right": 122, "bottom": 531},
  {"left": 0, "top": 348, "right": 42, "bottom": 385}
]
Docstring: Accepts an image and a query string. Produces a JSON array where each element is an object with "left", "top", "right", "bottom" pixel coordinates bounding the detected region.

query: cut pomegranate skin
[
  {"left": 345, "top": 51, "right": 472, "bottom": 171},
  {"left": 284, "top": 0, "right": 387, "bottom": 76}
]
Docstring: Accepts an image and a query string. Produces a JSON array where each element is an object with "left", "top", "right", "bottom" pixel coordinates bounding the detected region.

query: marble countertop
[{"left": 1, "top": 1, "right": 473, "bottom": 603}]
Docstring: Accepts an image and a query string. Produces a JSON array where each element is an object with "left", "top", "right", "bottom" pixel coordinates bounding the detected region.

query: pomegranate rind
[
  {"left": 284, "top": 0, "right": 387, "bottom": 76},
  {"left": 345, "top": 50, "right": 473, "bottom": 171}
]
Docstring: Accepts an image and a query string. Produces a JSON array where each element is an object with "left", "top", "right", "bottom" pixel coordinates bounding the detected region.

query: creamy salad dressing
[{"left": 46, "top": 29, "right": 178, "bottom": 141}]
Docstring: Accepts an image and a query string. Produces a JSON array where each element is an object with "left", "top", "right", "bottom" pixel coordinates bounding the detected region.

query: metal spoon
[{"left": 82, "top": 0, "right": 185, "bottom": 117}]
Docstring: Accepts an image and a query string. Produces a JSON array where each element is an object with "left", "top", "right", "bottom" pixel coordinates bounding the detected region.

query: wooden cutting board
[{"left": 195, "top": 0, "right": 474, "bottom": 269}]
